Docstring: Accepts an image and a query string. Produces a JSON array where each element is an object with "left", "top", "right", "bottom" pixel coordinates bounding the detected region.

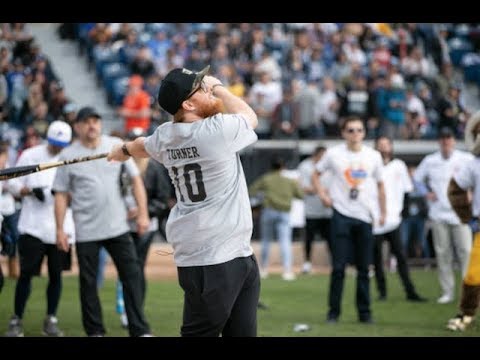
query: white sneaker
[
  {"left": 437, "top": 294, "right": 454, "bottom": 304},
  {"left": 302, "top": 262, "right": 312, "bottom": 274},
  {"left": 260, "top": 269, "right": 269, "bottom": 279},
  {"left": 282, "top": 272, "right": 296, "bottom": 281},
  {"left": 120, "top": 313, "right": 128, "bottom": 329}
]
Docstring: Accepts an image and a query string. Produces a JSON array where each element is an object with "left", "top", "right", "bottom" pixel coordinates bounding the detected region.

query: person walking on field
[{"left": 107, "top": 65, "right": 260, "bottom": 337}]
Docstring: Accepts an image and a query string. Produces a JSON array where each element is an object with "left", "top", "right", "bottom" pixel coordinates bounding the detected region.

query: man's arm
[
  {"left": 447, "top": 178, "right": 472, "bottom": 223},
  {"left": 130, "top": 175, "right": 150, "bottom": 235},
  {"left": 204, "top": 75, "right": 258, "bottom": 129},
  {"left": 312, "top": 169, "right": 332, "bottom": 207},
  {"left": 377, "top": 180, "right": 386, "bottom": 226},
  {"left": 107, "top": 136, "right": 149, "bottom": 163},
  {"left": 54, "top": 192, "right": 70, "bottom": 252}
]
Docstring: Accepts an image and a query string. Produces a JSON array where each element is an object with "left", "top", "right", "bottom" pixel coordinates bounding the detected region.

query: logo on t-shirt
[{"left": 344, "top": 167, "right": 367, "bottom": 187}]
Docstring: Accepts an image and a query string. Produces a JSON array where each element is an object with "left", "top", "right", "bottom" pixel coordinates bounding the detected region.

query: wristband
[{"left": 121, "top": 143, "right": 131, "bottom": 157}]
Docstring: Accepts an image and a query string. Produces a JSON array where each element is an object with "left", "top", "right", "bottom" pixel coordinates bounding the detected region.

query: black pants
[
  {"left": 328, "top": 210, "right": 373, "bottom": 320},
  {"left": 304, "top": 218, "right": 331, "bottom": 261},
  {"left": 129, "top": 231, "right": 154, "bottom": 300},
  {"left": 75, "top": 232, "right": 150, "bottom": 337},
  {"left": 373, "top": 227, "right": 417, "bottom": 298},
  {"left": 178, "top": 255, "right": 260, "bottom": 337},
  {"left": 15, "top": 234, "right": 65, "bottom": 318}
]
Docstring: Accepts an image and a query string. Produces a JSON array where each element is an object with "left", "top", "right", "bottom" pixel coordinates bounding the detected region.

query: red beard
[{"left": 196, "top": 97, "right": 225, "bottom": 118}]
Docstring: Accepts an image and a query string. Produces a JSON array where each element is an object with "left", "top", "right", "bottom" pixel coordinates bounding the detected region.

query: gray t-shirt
[
  {"left": 144, "top": 114, "right": 258, "bottom": 266},
  {"left": 52, "top": 135, "right": 139, "bottom": 241}
]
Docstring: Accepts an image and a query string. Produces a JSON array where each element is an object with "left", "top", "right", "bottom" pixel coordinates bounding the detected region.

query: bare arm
[
  {"left": 312, "top": 169, "right": 332, "bottom": 207},
  {"left": 107, "top": 136, "right": 149, "bottom": 162},
  {"left": 54, "top": 192, "right": 69, "bottom": 252},
  {"left": 377, "top": 180, "right": 386, "bottom": 226},
  {"left": 204, "top": 76, "right": 258, "bottom": 129},
  {"left": 131, "top": 175, "right": 150, "bottom": 235}
]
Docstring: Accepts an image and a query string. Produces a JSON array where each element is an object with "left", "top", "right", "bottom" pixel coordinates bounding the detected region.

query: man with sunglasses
[
  {"left": 107, "top": 65, "right": 260, "bottom": 337},
  {"left": 312, "top": 116, "right": 386, "bottom": 324}
]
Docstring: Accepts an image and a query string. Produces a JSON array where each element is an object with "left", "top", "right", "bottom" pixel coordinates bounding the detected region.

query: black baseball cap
[
  {"left": 157, "top": 65, "right": 210, "bottom": 115},
  {"left": 438, "top": 126, "right": 455, "bottom": 138},
  {"left": 76, "top": 106, "right": 101, "bottom": 122}
]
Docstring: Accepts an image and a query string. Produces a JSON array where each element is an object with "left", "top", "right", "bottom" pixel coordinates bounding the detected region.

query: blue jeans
[
  {"left": 260, "top": 207, "right": 293, "bottom": 274},
  {"left": 400, "top": 215, "right": 429, "bottom": 258},
  {"left": 328, "top": 209, "right": 373, "bottom": 319}
]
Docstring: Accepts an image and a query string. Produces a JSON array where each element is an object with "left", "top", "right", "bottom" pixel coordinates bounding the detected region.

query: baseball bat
[{"left": 0, "top": 152, "right": 109, "bottom": 181}]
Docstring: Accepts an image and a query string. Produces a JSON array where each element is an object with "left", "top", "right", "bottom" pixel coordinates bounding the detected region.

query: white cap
[{"left": 47, "top": 121, "right": 72, "bottom": 148}]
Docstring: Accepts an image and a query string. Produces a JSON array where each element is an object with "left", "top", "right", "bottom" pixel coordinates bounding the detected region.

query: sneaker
[
  {"left": 302, "top": 261, "right": 312, "bottom": 274},
  {"left": 326, "top": 314, "right": 338, "bottom": 324},
  {"left": 5, "top": 315, "right": 24, "bottom": 337},
  {"left": 120, "top": 313, "right": 128, "bottom": 329},
  {"left": 447, "top": 314, "right": 473, "bottom": 331},
  {"left": 407, "top": 293, "right": 428, "bottom": 302},
  {"left": 260, "top": 269, "right": 269, "bottom": 279},
  {"left": 257, "top": 301, "right": 269, "bottom": 310},
  {"left": 43, "top": 315, "right": 64, "bottom": 337},
  {"left": 437, "top": 294, "right": 454, "bottom": 304},
  {"left": 282, "top": 272, "right": 296, "bottom": 281},
  {"left": 359, "top": 314, "right": 374, "bottom": 324}
]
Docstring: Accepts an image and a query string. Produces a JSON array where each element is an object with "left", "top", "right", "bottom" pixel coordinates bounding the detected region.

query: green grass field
[{"left": 0, "top": 269, "right": 478, "bottom": 337}]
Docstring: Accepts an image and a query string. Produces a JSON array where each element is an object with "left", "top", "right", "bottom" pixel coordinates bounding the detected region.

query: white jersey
[
  {"left": 297, "top": 157, "right": 332, "bottom": 219},
  {"left": 372, "top": 158, "right": 413, "bottom": 235},
  {"left": 315, "top": 143, "right": 383, "bottom": 224},
  {"left": 9, "top": 144, "right": 75, "bottom": 244},
  {"left": 453, "top": 156, "right": 480, "bottom": 217},
  {"left": 414, "top": 149, "right": 474, "bottom": 224},
  {"left": 144, "top": 114, "right": 258, "bottom": 266}
]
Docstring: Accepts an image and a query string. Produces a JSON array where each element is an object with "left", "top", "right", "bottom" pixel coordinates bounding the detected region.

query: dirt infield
[{"left": 0, "top": 241, "right": 332, "bottom": 280}]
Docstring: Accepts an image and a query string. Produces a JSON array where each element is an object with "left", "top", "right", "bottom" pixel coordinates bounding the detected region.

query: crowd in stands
[
  {"left": 61, "top": 22, "right": 480, "bottom": 142},
  {"left": 1, "top": 23, "right": 480, "bottom": 155}
]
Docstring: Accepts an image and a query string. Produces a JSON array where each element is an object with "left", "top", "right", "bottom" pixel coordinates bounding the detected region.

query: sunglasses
[
  {"left": 345, "top": 127, "right": 364, "bottom": 134},
  {"left": 185, "top": 81, "right": 208, "bottom": 100}
]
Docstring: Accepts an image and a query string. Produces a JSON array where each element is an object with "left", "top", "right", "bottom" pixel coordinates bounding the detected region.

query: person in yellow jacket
[{"left": 446, "top": 110, "right": 480, "bottom": 331}]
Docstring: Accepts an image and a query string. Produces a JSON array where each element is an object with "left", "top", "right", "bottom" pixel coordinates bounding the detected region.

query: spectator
[
  {"left": 297, "top": 146, "right": 332, "bottom": 274},
  {"left": 5, "top": 121, "right": 75, "bottom": 337},
  {"left": 118, "top": 75, "right": 151, "bottom": 134},
  {"left": 312, "top": 116, "right": 386, "bottom": 324},
  {"left": 249, "top": 157, "right": 304, "bottom": 280},
  {"left": 52, "top": 106, "right": 152, "bottom": 337},
  {"left": 414, "top": 126, "right": 473, "bottom": 304},
  {"left": 371, "top": 136, "right": 427, "bottom": 302}
]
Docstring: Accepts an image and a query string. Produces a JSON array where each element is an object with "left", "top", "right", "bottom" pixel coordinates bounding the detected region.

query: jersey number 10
[{"left": 172, "top": 163, "right": 207, "bottom": 202}]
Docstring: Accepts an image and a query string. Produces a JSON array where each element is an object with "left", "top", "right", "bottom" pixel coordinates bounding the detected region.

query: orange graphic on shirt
[{"left": 344, "top": 167, "right": 367, "bottom": 188}]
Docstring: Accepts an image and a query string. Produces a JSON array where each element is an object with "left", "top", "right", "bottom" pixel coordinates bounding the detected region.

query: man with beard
[
  {"left": 371, "top": 136, "right": 426, "bottom": 302},
  {"left": 53, "top": 106, "right": 152, "bottom": 337},
  {"left": 107, "top": 65, "right": 260, "bottom": 337}
]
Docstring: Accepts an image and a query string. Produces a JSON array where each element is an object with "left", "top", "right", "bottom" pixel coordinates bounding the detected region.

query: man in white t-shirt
[
  {"left": 107, "top": 65, "right": 260, "bottom": 337},
  {"left": 312, "top": 116, "right": 386, "bottom": 324},
  {"left": 414, "top": 127, "right": 473, "bottom": 304},
  {"left": 372, "top": 136, "right": 426, "bottom": 302},
  {"left": 5, "top": 121, "right": 75, "bottom": 337},
  {"left": 297, "top": 145, "right": 332, "bottom": 274}
]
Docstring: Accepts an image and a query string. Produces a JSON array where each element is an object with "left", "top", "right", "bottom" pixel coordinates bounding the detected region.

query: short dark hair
[
  {"left": 341, "top": 116, "right": 364, "bottom": 130},
  {"left": 313, "top": 145, "right": 326, "bottom": 156},
  {"left": 271, "top": 157, "right": 285, "bottom": 170}
]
